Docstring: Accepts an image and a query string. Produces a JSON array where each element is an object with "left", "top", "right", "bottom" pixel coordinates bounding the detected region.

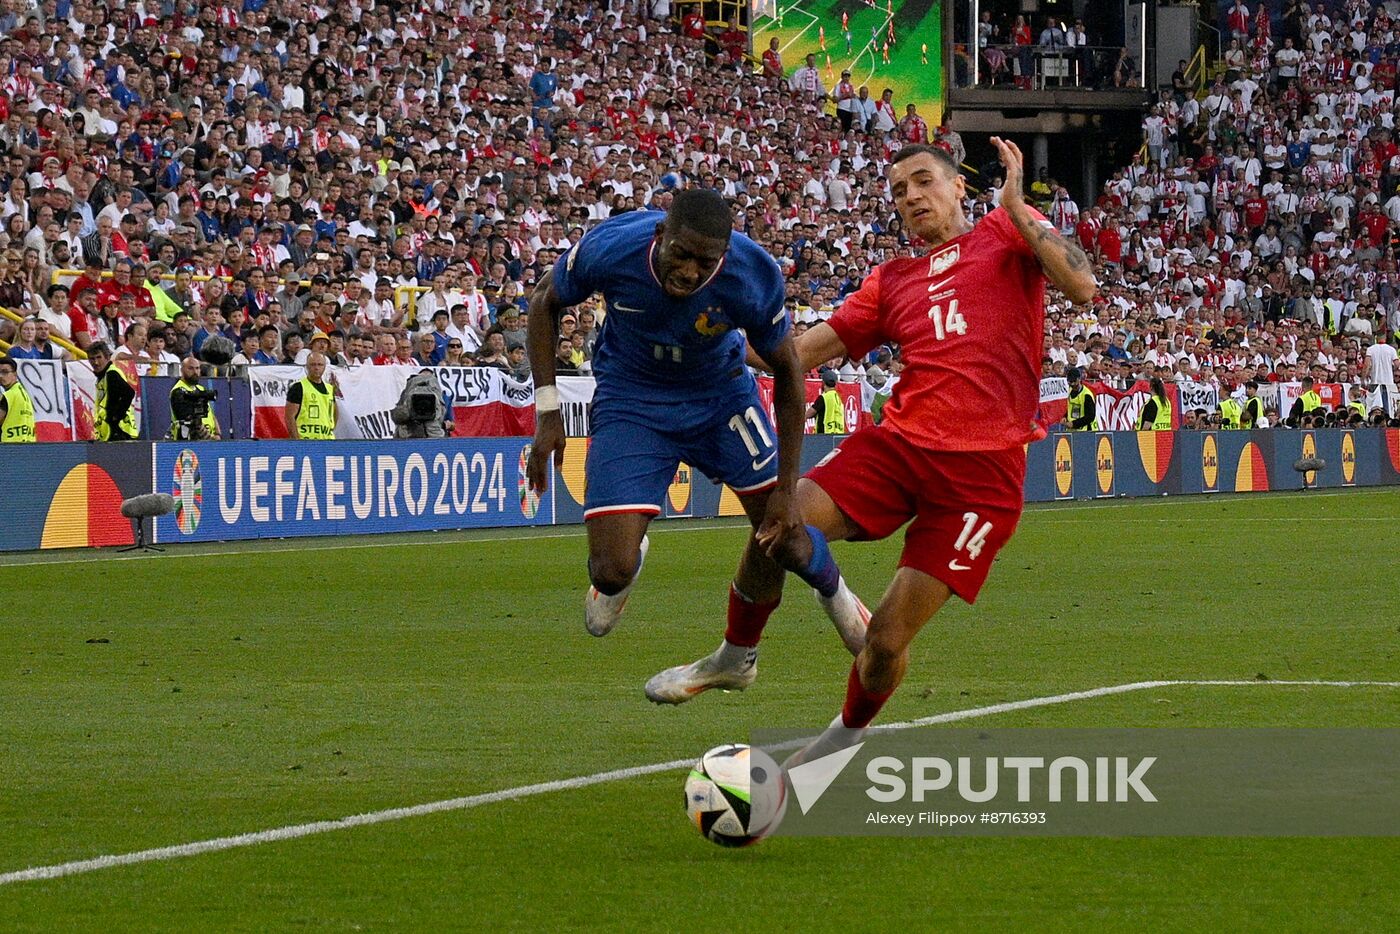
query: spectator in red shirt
[
  {"left": 682, "top": 9, "right": 706, "bottom": 39},
  {"left": 761, "top": 37, "right": 784, "bottom": 78}
]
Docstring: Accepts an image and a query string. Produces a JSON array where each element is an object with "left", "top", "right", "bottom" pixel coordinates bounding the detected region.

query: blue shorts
[{"left": 584, "top": 389, "right": 779, "bottom": 520}]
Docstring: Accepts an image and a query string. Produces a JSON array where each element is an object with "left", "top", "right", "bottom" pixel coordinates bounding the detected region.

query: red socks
[
  {"left": 723, "top": 584, "right": 780, "bottom": 648},
  {"left": 841, "top": 661, "right": 893, "bottom": 729}
]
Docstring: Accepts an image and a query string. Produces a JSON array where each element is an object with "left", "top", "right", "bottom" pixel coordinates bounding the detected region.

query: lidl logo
[
  {"left": 667, "top": 463, "right": 693, "bottom": 515},
  {"left": 1301, "top": 433, "right": 1317, "bottom": 485},
  {"left": 1341, "top": 433, "right": 1356, "bottom": 485},
  {"left": 1053, "top": 436, "right": 1072, "bottom": 498},
  {"left": 1202, "top": 434, "right": 1219, "bottom": 490},
  {"left": 1095, "top": 435, "right": 1115, "bottom": 497}
]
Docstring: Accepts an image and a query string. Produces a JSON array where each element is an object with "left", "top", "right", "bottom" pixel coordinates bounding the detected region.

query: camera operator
[
  {"left": 169, "top": 355, "right": 222, "bottom": 440},
  {"left": 392, "top": 368, "right": 454, "bottom": 439}
]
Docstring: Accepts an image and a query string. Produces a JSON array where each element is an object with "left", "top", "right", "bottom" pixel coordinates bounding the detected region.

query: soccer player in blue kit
[{"left": 525, "top": 189, "right": 868, "bottom": 703}]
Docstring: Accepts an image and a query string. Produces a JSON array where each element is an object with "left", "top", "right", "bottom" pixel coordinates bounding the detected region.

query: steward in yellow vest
[
  {"left": 1218, "top": 397, "right": 1242, "bottom": 429},
  {"left": 0, "top": 356, "right": 36, "bottom": 442},
  {"left": 285, "top": 352, "right": 338, "bottom": 440},
  {"left": 1064, "top": 367, "right": 1098, "bottom": 430},
  {"left": 808, "top": 372, "right": 847, "bottom": 434},
  {"left": 1242, "top": 381, "right": 1265, "bottom": 428},
  {"left": 89, "top": 342, "right": 139, "bottom": 441},
  {"left": 1135, "top": 378, "right": 1173, "bottom": 430},
  {"left": 1288, "top": 377, "right": 1325, "bottom": 427}
]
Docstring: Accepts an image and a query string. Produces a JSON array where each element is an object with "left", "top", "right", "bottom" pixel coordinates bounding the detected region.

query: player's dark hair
[
  {"left": 892, "top": 144, "right": 959, "bottom": 176},
  {"left": 668, "top": 189, "right": 733, "bottom": 241},
  {"left": 0, "top": 355, "right": 16, "bottom": 371}
]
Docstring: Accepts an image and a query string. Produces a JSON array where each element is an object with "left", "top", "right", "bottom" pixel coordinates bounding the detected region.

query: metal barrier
[{"left": 0, "top": 305, "right": 87, "bottom": 359}]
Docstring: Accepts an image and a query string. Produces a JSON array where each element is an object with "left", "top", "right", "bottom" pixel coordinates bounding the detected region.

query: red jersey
[{"left": 828, "top": 207, "right": 1047, "bottom": 452}]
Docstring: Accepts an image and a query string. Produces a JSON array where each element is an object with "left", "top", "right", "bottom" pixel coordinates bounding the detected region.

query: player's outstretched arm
[
  {"left": 526, "top": 269, "right": 567, "bottom": 493},
  {"left": 793, "top": 322, "right": 850, "bottom": 373},
  {"left": 746, "top": 322, "right": 849, "bottom": 375},
  {"left": 991, "top": 136, "right": 1098, "bottom": 305}
]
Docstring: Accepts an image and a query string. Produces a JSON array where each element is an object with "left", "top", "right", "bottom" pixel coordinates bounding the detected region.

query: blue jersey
[{"left": 550, "top": 211, "right": 789, "bottom": 402}]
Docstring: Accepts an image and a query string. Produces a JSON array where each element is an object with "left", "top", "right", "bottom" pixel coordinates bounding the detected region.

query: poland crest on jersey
[{"left": 928, "top": 244, "right": 960, "bottom": 277}]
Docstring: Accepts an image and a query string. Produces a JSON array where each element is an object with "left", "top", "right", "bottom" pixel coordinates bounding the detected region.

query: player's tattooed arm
[
  {"left": 991, "top": 135, "right": 1098, "bottom": 306},
  {"left": 1018, "top": 216, "right": 1097, "bottom": 305}
]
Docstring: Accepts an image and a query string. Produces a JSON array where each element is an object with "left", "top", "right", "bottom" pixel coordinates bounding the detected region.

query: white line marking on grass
[
  {"left": 2, "top": 679, "right": 1396, "bottom": 887},
  {"left": 1034, "top": 516, "right": 1397, "bottom": 523},
  {"left": 778, "top": 5, "right": 820, "bottom": 54}
]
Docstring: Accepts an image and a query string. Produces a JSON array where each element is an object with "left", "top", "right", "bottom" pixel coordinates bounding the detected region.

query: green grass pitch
[
  {"left": 2, "top": 488, "right": 1399, "bottom": 929},
  {"left": 754, "top": 0, "right": 945, "bottom": 123}
]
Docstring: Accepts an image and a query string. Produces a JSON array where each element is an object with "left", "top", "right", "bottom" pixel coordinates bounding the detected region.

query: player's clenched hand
[
  {"left": 990, "top": 136, "right": 1026, "bottom": 217},
  {"left": 755, "top": 488, "right": 804, "bottom": 558},
  {"left": 528, "top": 413, "right": 566, "bottom": 493}
]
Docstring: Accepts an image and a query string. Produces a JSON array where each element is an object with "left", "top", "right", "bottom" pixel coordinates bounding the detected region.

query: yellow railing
[
  {"left": 0, "top": 305, "right": 87, "bottom": 359},
  {"left": 395, "top": 285, "right": 431, "bottom": 330},
  {"left": 1183, "top": 44, "right": 1209, "bottom": 94}
]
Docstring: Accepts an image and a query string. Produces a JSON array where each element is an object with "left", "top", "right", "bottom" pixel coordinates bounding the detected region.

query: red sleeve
[
  {"left": 827, "top": 265, "right": 886, "bottom": 359},
  {"left": 986, "top": 205, "right": 1052, "bottom": 259},
  {"left": 68, "top": 308, "right": 89, "bottom": 336}
]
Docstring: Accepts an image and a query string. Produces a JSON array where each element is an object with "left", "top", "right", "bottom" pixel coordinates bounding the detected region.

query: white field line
[
  {"left": 852, "top": 12, "right": 895, "bottom": 88},
  {"left": 1034, "top": 516, "right": 1398, "bottom": 523},
  {"left": 3, "top": 487, "right": 1390, "bottom": 568},
  {"left": 2, "top": 678, "right": 1396, "bottom": 887},
  {"left": 777, "top": 4, "right": 820, "bottom": 55}
]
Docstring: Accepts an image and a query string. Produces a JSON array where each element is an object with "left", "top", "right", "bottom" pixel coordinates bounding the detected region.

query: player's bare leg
[
  {"left": 645, "top": 491, "right": 780, "bottom": 703},
  {"left": 646, "top": 487, "right": 866, "bottom": 704},
  {"left": 785, "top": 567, "right": 951, "bottom": 768},
  {"left": 584, "top": 513, "right": 651, "bottom": 636}
]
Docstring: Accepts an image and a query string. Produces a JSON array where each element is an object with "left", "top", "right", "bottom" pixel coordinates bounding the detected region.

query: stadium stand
[{"left": 0, "top": 0, "right": 1396, "bottom": 435}]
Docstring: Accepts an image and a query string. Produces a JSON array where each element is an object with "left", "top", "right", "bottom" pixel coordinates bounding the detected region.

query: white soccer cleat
[
  {"left": 584, "top": 535, "right": 649, "bottom": 637},
  {"left": 819, "top": 576, "right": 870, "bottom": 656},
  {"left": 645, "top": 649, "right": 758, "bottom": 705}
]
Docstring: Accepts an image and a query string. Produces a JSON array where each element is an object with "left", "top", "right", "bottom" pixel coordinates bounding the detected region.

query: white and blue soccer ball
[{"left": 684, "top": 744, "right": 787, "bottom": 847}]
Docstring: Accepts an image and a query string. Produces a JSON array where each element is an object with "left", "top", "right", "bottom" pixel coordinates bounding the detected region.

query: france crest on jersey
[
  {"left": 548, "top": 211, "right": 791, "bottom": 519},
  {"left": 550, "top": 211, "right": 789, "bottom": 403}
]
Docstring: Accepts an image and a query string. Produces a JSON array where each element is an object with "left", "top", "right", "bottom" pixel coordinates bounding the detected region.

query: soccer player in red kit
[{"left": 772, "top": 139, "right": 1097, "bottom": 764}]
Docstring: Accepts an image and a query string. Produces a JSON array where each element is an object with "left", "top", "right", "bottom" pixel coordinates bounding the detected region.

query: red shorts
[{"left": 805, "top": 425, "right": 1026, "bottom": 603}]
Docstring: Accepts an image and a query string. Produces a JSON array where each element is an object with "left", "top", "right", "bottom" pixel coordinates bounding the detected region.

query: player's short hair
[
  {"left": 0, "top": 355, "right": 16, "bottom": 371},
  {"left": 667, "top": 189, "right": 733, "bottom": 241},
  {"left": 891, "top": 144, "right": 959, "bottom": 176}
]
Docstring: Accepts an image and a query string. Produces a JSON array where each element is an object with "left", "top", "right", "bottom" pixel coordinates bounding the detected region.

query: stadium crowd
[{"left": 0, "top": 0, "right": 1396, "bottom": 435}]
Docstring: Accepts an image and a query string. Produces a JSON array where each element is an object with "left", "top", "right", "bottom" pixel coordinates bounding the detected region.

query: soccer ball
[{"left": 683, "top": 743, "right": 787, "bottom": 847}]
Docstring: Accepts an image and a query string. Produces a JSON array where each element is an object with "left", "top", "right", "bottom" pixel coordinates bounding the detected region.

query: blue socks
[{"left": 795, "top": 525, "right": 841, "bottom": 599}]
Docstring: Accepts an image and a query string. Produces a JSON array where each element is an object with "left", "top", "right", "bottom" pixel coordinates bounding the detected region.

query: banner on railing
[
  {"left": 1086, "top": 379, "right": 1182, "bottom": 430},
  {"left": 249, "top": 366, "right": 537, "bottom": 440},
  {"left": 754, "top": 375, "right": 864, "bottom": 433},
  {"left": 62, "top": 359, "right": 143, "bottom": 441},
  {"left": 15, "top": 359, "right": 72, "bottom": 441},
  {"left": 1036, "top": 376, "right": 1069, "bottom": 429}
]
